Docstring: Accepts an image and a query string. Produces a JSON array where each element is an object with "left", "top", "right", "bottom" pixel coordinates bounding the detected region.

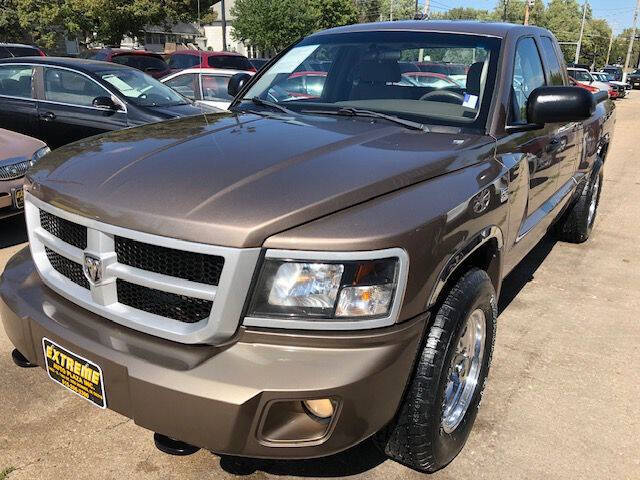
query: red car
[
  {"left": 80, "top": 49, "right": 171, "bottom": 79},
  {"left": 167, "top": 50, "right": 256, "bottom": 73},
  {"left": 569, "top": 76, "right": 615, "bottom": 98}
]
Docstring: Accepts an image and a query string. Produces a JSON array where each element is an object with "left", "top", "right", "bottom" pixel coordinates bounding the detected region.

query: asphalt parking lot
[{"left": 1, "top": 95, "right": 639, "bottom": 480}]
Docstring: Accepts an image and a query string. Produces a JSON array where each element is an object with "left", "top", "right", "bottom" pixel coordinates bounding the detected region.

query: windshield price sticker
[{"left": 43, "top": 338, "right": 107, "bottom": 409}]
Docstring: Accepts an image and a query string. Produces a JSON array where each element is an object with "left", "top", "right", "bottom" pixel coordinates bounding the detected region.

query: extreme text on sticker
[{"left": 42, "top": 338, "right": 107, "bottom": 409}]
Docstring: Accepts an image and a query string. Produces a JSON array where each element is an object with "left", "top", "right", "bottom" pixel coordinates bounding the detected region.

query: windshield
[
  {"left": 239, "top": 31, "right": 501, "bottom": 127},
  {"left": 97, "top": 68, "right": 188, "bottom": 107}
]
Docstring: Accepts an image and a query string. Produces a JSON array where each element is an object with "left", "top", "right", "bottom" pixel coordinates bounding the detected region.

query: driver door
[{"left": 37, "top": 67, "right": 127, "bottom": 148}]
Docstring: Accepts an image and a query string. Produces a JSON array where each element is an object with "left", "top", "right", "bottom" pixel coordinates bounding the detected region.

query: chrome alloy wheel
[
  {"left": 588, "top": 176, "right": 600, "bottom": 227},
  {"left": 442, "top": 308, "right": 486, "bottom": 434}
]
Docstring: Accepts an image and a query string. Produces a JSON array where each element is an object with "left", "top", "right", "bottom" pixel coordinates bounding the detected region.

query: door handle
[{"left": 39, "top": 112, "right": 56, "bottom": 122}]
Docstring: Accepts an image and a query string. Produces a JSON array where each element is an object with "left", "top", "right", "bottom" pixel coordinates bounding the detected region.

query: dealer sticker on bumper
[{"left": 42, "top": 338, "right": 107, "bottom": 409}]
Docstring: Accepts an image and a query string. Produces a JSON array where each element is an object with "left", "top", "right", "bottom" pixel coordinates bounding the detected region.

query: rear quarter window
[
  {"left": 540, "top": 37, "right": 565, "bottom": 86},
  {"left": 168, "top": 54, "right": 201, "bottom": 69},
  {"left": 208, "top": 55, "right": 253, "bottom": 70},
  {"left": 112, "top": 54, "right": 168, "bottom": 72},
  {"left": 5, "top": 46, "right": 40, "bottom": 57}
]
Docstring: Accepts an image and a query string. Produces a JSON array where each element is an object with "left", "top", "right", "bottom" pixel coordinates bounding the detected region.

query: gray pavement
[{"left": 1, "top": 96, "right": 639, "bottom": 480}]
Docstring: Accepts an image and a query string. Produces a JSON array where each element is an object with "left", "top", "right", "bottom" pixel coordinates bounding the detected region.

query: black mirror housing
[
  {"left": 228, "top": 73, "right": 252, "bottom": 98},
  {"left": 527, "top": 86, "right": 594, "bottom": 124},
  {"left": 93, "top": 96, "right": 118, "bottom": 111}
]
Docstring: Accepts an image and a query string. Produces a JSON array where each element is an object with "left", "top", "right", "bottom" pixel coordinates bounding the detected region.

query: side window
[
  {"left": 164, "top": 73, "right": 197, "bottom": 100},
  {"left": 0, "top": 65, "right": 34, "bottom": 98},
  {"left": 44, "top": 68, "right": 107, "bottom": 107},
  {"left": 511, "top": 38, "right": 546, "bottom": 124},
  {"left": 540, "top": 37, "right": 565, "bottom": 86},
  {"left": 201, "top": 75, "right": 233, "bottom": 101}
]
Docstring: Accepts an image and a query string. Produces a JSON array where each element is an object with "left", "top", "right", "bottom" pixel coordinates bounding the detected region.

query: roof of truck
[{"left": 314, "top": 20, "right": 551, "bottom": 39}]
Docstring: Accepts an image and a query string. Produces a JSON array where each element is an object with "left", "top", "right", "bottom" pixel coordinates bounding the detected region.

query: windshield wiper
[
  {"left": 301, "top": 107, "right": 428, "bottom": 132},
  {"left": 250, "top": 97, "right": 297, "bottom": 115}
]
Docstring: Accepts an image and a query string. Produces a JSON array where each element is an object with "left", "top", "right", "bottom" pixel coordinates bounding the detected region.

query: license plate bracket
[
  {"left": 11, "top": 187, "right": 24, "bottom": 209},
  {"left": 42, "top": 338, "right": 107, "bottom": 409}
]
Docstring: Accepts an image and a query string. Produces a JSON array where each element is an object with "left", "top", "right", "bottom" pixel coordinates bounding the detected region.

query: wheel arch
[{"left": 426, "top": 226, "right": 504, "bottom": 311}]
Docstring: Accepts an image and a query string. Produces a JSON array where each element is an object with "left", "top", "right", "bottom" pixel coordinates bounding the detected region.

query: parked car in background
[
  {"left": 567, "top": 67, "right": 610, "bottom": 93},
  {"left": 0, "top": 57, "right": 218, "bottom": 149},
  {"left": 162, "top": 68, "right": 254, "bottom": 109},
  {"left": 602, "top": 65, "right": 623, "bottom": 82},
  {"left": 627, "top": 69, "right": 640, "bottom": 89},
  {"left": 79, "top": 49, "right": 171, "bottom": 79},
  {"left": 1, "top": 21, "right": 615, "bottom": 475},
  {"left": 167, "top": 50, "right": 256, "bottom": 73},
  {"left": 569, "top": 75, "right": 600, "bottom": 93},
  {"left": 0, "top": 43, "right": 46, "bottom": 59},
  {"left": 0, "top": 128, "right": 48, "bottom": 220},
  {"left": 591, "top": 72, "right": 626, "bottom": 98},
  {"left": 249, "top": 58, "right": 270, "bottom": 70}
]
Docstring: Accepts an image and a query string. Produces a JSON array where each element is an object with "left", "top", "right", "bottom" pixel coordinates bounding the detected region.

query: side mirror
[
  {"left": 527, "top": 86, "right": 594, "bottom": 124},
  {"left": 93, "top": 96, "right": 119, "bottom": 111},
  {"left": 228, "top": 72, "right": 252, "bottom": 97}
]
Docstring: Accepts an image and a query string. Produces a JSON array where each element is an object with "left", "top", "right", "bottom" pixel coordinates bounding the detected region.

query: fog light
[{"left": 302, "top": 399, "right": 334, "bottom": 420}]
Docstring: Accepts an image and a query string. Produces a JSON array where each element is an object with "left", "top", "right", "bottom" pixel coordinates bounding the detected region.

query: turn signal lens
[
  {"left": 302, "top": 399, "right": 334, "bottom": 419},
  {"left": 335, "top": 284, "right": 394, "bottom": 317}
]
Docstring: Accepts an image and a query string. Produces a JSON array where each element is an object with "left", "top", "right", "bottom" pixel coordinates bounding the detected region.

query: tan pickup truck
[{"left": 1, "top": 21, "right": 614, "bottom": 472}]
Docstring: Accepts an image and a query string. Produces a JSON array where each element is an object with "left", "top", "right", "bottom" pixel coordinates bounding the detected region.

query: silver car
[{"left": 0, "top": 128, "right": 49, "bottom": 220}]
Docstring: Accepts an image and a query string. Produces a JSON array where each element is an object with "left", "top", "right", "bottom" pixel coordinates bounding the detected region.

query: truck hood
[{"left": 28, "top": 112, "right": 495, "bottom": 248}]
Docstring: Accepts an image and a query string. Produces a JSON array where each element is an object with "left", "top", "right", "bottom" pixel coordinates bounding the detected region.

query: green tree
[
  {"left": 432, "top": 7, "right": 491, "bottom": 21},
  {"left": 379, "top": 0, "right": 416, "bottom": 21},
  {"left": 231, "top": 0, "right": 317, "bottom": 52},
  {"left": 354, "top": 0, "right": 381, "bottom": 23},
  {"left": 16, "top": 0, "right": 200, "bottom": 50},
  {"left": 0, "top": 0, "right": 26, "bottom": 43},
  {"left": 231, "top": 0, "right": 356, "bottom": 52},
  {"left": 609, "top": 29, "right": 640, "bottom": 69},
  {"left": 312, "top": 0, "right": 358, "bottom": 30},
  {"left": 579, "top": 18, "right": 611, "bottom": 68}
]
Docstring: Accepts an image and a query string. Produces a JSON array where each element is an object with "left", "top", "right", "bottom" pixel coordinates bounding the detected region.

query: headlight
[
  {"left": 30, "top": 146, "right": 50, "bottom": 167},
  {"left": 248, "top": 252, "right": 404, "bottom": 322}
]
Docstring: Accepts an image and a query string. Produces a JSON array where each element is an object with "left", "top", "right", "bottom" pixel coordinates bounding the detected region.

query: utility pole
[
  {"left": 390, "top": 0, "right": 394, "bottom": 21},
  {"left": 423, "top": 0, "right": 430, "bottom": 18},
  {"left": 605, "top": 31, "right": 614, "bottom": 66},
  {"left": 575, "top": 2, "right": 588, "bottom": 64},
  {"left": 524, "top": 0, "right": 532, "bottom": 25},
  {"left": 221, "top": 0, "right": 227, "bottom": 51},
  {"left": 624, "top": 0, "right": 640, "bottom": 80},
  {"left": 197, "top": 0, "right": 201, "bottom": 27}
]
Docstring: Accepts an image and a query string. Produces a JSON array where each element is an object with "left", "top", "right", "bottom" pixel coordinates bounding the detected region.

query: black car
[
  {"left": 602, "top": 65, "right": 623, "bottom": 82},
  {"left": 0, "top": 57, "right": 218, "bottom": 148},
  {"left": 627, "top": 69, "right": 640, "bottom": 89},
  {"left": 0, "top": 43, "right": 46, "bottom": 58}
]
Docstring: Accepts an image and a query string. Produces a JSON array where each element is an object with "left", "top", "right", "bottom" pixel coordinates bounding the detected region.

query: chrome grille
[
  {"left": 40, "top": 210, "right": 87, "bottom": 250},
  {"left": 115, "top": 236, "right": 224, "bottom": 286},
  {"left": 25, "top": 193, "right": 260, "bottom": 344},
  {"left": 45, "top": 247, "right": 89, "bottom": 289},
  {"left": 0, "top": 160, "right": 29, "bottom": 180},
  {"left": 116, "top": 280, "right": 213, "bottom": 323}
]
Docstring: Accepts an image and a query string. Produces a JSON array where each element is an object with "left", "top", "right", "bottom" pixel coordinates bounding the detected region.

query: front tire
[{"left": 377, "top": 268, "right": 497, "bottom": 472}]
